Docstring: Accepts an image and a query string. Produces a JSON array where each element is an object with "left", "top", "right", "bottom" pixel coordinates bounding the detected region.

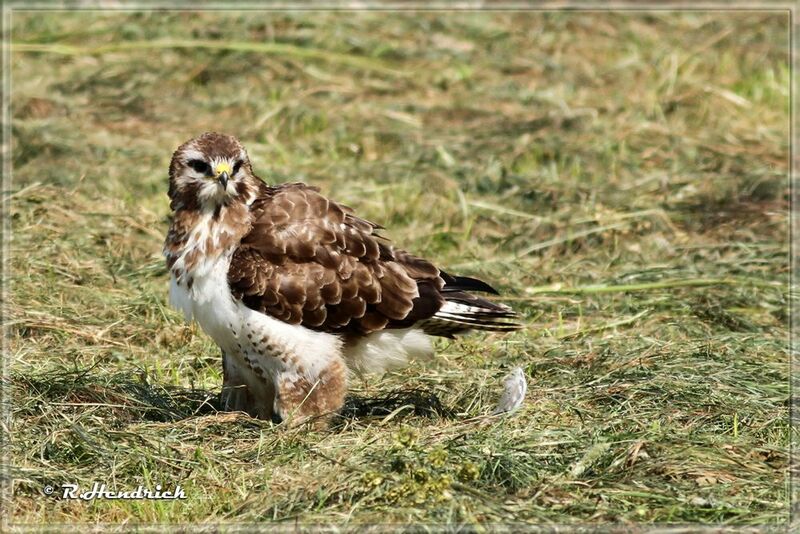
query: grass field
[{"left": 3, "top": 9, "right": 791, "bottom": 528}]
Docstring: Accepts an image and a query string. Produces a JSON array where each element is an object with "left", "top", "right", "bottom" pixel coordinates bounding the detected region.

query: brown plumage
[
  {"left": 163, "top": 132, "right": 520, "bottom": 426},
  {"left": 225, "top": 182, "right": 520, "bottom": 337},
  {"left": 229, "top": 182, "right": 437, "bottom": 334}
]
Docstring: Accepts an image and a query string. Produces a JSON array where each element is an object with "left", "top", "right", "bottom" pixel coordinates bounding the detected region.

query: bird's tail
[{"left": 419, "top": 274, "right": 522, "bottom": 338}]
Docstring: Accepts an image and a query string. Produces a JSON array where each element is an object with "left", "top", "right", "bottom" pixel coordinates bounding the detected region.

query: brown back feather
[{"left": 228, "top": 183, "right": 445, "bottom": 335}]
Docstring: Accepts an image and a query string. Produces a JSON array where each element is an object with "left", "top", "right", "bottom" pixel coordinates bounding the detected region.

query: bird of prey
[{"left": 163, "top": 132, "right": 520, "bottom": 426}]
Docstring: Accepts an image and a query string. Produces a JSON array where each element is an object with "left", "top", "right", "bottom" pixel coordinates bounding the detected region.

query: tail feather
[
  {"left": 420, "top": 298, "right": 522, "bottom": 338},
  {"left": 412, "top": 271, "right": 521, "bottom": 338},
  {"left": 440, "top": 272, "right": 500, "bottom": 295}
]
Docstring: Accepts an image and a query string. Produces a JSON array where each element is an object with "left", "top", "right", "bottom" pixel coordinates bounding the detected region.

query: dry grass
[{"left": 3, "top": 9, "right": 790, "bottom": 528}]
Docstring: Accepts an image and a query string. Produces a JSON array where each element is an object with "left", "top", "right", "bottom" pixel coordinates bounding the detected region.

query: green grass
[{"left": 4, "top": 9, "right": 790, "bottom": 527}]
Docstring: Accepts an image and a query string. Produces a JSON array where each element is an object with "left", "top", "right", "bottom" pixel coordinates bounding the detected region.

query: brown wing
[{"left": 227, "top": 182, "right": 446, "bottom": 335}]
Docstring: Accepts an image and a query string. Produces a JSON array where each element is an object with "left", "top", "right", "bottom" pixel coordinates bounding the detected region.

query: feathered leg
[
  {"left": 220, "top": 350, "right": 250, "bottom": 412},
  {"left": 221, "top": 350, "right": 275, "bottom": 420},
  {"left": 273, "top": 355, "right": 347, "bottom": 428}
]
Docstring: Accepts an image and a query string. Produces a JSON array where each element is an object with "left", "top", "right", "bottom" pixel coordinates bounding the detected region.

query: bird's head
[{"left": 168, "top": 132, "right": 260, "bottom": 211}]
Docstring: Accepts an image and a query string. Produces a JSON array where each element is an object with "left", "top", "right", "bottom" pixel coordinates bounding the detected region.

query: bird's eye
[
  {"left": 188, "top": 159, "right": 210, "bottom": 174},
  {"left": 232, "top": 160, "right": 243, "bottom": 175}
]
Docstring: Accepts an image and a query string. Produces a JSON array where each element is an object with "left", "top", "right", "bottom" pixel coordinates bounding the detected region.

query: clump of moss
[{"left": 356, "top": 427, "right": 474, "bottom": 506}]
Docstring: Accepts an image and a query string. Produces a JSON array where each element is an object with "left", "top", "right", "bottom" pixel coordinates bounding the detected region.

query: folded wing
[{"left": 227, "top": 182, "right": 519, "bottom": 336}]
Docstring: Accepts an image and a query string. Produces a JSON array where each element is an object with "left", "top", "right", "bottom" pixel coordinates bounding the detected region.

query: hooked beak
[
  {"left": 217, "top": 171, "right": 229, "bottom": 189},
  {"left": 214, "top": 162, "right": 232, "bottom": 190}
]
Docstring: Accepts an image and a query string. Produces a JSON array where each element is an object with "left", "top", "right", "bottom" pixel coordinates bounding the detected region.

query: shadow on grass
[
  {"left": 9, "top": 368, "right": 453, "bottom": 425},
  {"left": 339, "top": 388, "right": 454, "bottom": 421},
  {"left": 9, "top": 368, "right": 220, "bottom": 423}
]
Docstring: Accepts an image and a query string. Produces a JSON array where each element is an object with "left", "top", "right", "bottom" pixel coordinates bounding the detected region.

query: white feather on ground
[{"left": 492, "top": 367, "right": 527, "bottom": 414}]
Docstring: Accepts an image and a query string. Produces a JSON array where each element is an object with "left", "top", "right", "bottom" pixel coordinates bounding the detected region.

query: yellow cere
[{"left": 215, "top": 162, "right": 232, "bottom": 175}]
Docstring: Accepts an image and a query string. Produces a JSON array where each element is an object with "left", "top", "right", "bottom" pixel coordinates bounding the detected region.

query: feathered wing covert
[{"left": 227, "top": 182, "right": 519, "bottom": 338}]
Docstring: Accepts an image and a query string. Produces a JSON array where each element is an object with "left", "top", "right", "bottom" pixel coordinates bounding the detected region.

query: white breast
[
  {"left": 169, "top": 251, "right": 343, "bottom": 378},
  {"left": 170, "top": 253, "right": 242, "bottom": 354}
]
